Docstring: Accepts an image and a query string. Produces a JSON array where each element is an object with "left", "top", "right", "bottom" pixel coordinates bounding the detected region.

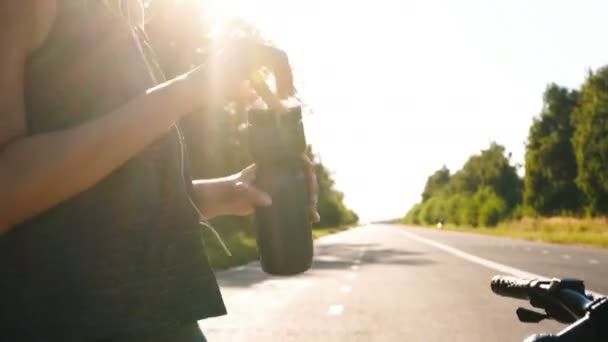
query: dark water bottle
[{"left": 248, "top": 106, "right": 313, "bottom": 275}]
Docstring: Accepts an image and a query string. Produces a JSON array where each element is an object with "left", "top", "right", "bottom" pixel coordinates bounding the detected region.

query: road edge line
[{"left": 395, "top": 228, "right": 605, "bottom": 297}]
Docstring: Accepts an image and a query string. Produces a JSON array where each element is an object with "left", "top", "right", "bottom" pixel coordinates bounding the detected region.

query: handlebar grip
[{"left": 491, "top": 275, "right": 534, "bottom": 300}]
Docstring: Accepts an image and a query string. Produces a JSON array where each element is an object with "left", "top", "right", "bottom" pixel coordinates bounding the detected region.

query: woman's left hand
[{"left": 194, "top": 155, "right": 320, "bottom": 223}]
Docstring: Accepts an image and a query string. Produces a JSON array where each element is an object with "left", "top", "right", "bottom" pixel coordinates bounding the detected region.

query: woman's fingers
[
  {"left": 241, "top": 40, "right": 295, "bottom": 99},
  {"left": 243, "top": 158, "right": 319, "bottom": 223},
  {"left": 207, "top": 39, "right": 294, "bottom": 105},
  {"left": 247, "top": 185, "right": 273, "bottom": 207},
  {"left": 302, "top": 155, "right": 321, "bottom": 223},
  {"left": 235, "top": 180, "right": 272, "bottom": 207},
  {"left": 237, "top": 164, "right": 272, "bottom": 207},
  {"left": 302, "top": 155, "right": 319, "bottom": 204},
  {"left": 265, "top": 48, "right": 295, "bottom": 99},
  {"left": 250, "top": 77, "right": 287, "bottom": 114}
]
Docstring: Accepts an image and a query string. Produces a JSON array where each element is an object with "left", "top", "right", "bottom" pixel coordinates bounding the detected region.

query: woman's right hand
[{"left": 190, "top": 39, "right": 296, "bottom": 109}]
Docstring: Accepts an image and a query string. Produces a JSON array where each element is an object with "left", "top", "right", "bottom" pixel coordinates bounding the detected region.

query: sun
[{"left": 201, "top": 0, "right": 284, "bottom": 40}]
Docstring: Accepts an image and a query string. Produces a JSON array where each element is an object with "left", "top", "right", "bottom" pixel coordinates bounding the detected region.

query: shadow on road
[{"left": 216, "top": 243, "right": 434, "bottom": 288}]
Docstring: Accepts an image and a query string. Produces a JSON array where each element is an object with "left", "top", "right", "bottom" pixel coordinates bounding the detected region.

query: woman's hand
[
  {"left": 187, "top": 38, "right": 296, "bottom": 109},
  {"left": 193, "top": 155, "right": 320, "bottom": 223}
]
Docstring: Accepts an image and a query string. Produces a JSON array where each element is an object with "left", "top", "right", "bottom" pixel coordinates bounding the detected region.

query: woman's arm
[
  {"left": 0, "top": 1, "right": 210, "bottom": 234},
  {"left": 192, "top": 161, "right": 320, "bottom": 223},
  {"left": 0, "top": 1, "right": 294, "bottom": 235}
]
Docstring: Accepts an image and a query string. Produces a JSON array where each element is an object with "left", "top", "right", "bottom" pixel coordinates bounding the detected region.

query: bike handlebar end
[{"left": 491, "top": 275, "right": 533, "bottom": 300}]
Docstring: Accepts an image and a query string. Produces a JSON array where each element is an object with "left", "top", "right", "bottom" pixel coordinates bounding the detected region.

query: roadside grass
[
  {"left": 401, "top": 217, "right": 608, "bottom": 249},
  {"left": 312, "top": 225, "right": 351, "bottom": 239},
  {"left": 202, "top": 216, "right": 354, "bottom": 271}
]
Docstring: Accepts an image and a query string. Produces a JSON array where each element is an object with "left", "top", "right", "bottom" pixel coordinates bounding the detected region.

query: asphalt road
[{"left": 198, "top": 225, "right": 607, "bottom": 341}]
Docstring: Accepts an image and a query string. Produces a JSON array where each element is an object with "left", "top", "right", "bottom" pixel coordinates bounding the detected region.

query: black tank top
[{"left": 0, "top": 1, "right": 226, "bottom": 341}]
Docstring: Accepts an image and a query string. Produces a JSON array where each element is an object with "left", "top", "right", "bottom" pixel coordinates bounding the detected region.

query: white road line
[
  {"left": 345, "top": 273, "right": 357, "bottom": 280},
  {"left": 350, "top": 265, "right": 360, "bottom": 271},
  {"left": 396, "top": 229, "right": 605, "bottom": 297},
  {"left": 542, "top": 250, "right": 549, "bottom": 255},
  {"left": 354, "top": 246, "right": 367, "bottom": 265},
  {"left": 525, "top": 247, "right": 532, "bottom": 252},
  {"left": 316, "top": 255, "right": 342, "bottom": 262},
  {"left": 340, "top": 285, "right": 352, "bottom": 293},
  {"left": 562, "top": 254, "right": 571, "bottom": 260},
  {"left": 358, "top": 247, "right": 367, "bottom": 258},
  {"left": 590, "top": 259, "right": 600, "bottom": 265},
  {"left": 327, "top": 305, "right": 344, "bottom": 316},
  {"left": 234, "top": 266, "right": 246, "bottom": 271}
]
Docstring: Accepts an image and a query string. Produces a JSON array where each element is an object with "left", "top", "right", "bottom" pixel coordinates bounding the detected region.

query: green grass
[
  {"left": 201, "top": 217, "right": 354, "bottom": 271},
  {"left": 202, "top": 225, "right": 260, "bottom": 271},
  {"left": 312, "top": 225, "right": 351, "bottom": 239},
  {"left": 402, "top": 217, "right": 608, "bottom": 249}
]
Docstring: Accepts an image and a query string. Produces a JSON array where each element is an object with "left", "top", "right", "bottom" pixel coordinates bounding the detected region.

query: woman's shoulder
[
  {"left": 31, "top": 0, "right": 58, "bottom": 52},
  {"left": 1, "top": 0, "right": 58, "bottom": 54}
]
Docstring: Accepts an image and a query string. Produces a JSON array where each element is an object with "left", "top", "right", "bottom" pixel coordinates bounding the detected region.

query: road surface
[{"left": 198, "top": 225, "right": 607, "bottom": 341}]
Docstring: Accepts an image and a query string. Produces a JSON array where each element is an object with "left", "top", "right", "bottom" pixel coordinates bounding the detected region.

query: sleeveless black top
[{"left": 0, "top": 1, "right": 226, "bottom": 341}]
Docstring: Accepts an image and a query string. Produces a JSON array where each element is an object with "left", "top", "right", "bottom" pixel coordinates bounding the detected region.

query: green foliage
[
  {"left": 509, "top": 205, "right": 524, "bottom": 221},
  {"left": 524, "top": 84, "right": 582, "bottom": 216},
  {"left": 310, "top": 149, "right": 359, "bottom": 227},
  {"left": 571, "top": 67, "right": 608, "bottom": 215},
  {"left": 404, "top": 203, "right": 423, "bottom": 225},
  {"left": 450, "top": 143, "right": 522, "bottom": 210},
  {"left": 419, "top": 197, "right": 442, "bottom": 225},
  {"left": 446, "top": 194, "right": 466, "bottom": 225},
  {"left": 475, "top": 187, "right": 507, "bottom": 227},
  {"left": 421, "top": 166, "right": 450, "bottom": 202},
  {"left": 405, "top": 143, "right": 521, "bottom": 228},
  {"left": 406, "top": 65, "right": 608, "bottom": 224},
  {"left": 411, "top": 217, "right": 608, "bottom": 250}
]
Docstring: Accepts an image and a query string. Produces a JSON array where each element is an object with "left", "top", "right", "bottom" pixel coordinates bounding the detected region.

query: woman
[{"left": 0, "top": 0, "right": 319, "bottom": 341}]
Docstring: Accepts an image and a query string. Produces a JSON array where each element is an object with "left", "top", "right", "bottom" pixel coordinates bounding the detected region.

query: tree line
[{"left": 405, "top": 66, "right": 608, "bottom": 226}]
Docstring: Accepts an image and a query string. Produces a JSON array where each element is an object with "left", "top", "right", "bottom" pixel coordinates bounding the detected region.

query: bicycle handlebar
[
  {"left": 490, "top": 275, "right": 608, "bottom": 342},
  {"left": 491, "top": 275, "right": 536, "bottom": 300}
]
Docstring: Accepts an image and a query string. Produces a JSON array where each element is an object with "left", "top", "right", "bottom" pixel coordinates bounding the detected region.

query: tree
[
  {"left": 445, "top": 194, "right": 466, "bottom": 225},
  {"left": 311, "top": 148, "right": 359, "bottom": 227},
  {"left": 450, "top": 143, "right": 522, "bottom": 209},
  {"left": 571, "top": 67, "right": 608, "bottom": 215},
  {"left": 404, "top": 203, "right": 423, "bottom": 225},
  {"left": 475, "top": 187, "right": 507, "bottom": 227},
  {"left": 421, "top": 166, "right": 450, "bottom": 202},
  {"left": 404, "top": 142, "right": 522, "bottom": 227},
  {"left": 524, "top": 84, "right": 582, "bottom": 216},
  {"left": 419, "top": 197, "right": 443, "bottom": 224}
]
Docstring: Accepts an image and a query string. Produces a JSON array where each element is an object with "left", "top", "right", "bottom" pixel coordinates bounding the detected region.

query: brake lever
[{"left": 517, "top": 307, "right": 548, "bottom": 323}]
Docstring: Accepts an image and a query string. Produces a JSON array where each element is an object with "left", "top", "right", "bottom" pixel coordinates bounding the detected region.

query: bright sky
[{"left": 203, "top": 0, "right": 608, "bottom": 223}]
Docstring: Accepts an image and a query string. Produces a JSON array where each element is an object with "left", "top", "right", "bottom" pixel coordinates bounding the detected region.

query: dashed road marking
[
  {"left": 562, "top": 254, "right": 571, "bottom": 260},
  {"left": 346, "top": 273, "right": 357, "bottom": 280},
  {"left": 590, "top": 259, "right": 600, "bottom": 265},
  {"left": 350, "top": 265, "right": 360, "bottom": 271},
  {"left": 327, "top": 305, "right": 344, "bottom": 316},
  {"left": 542, "top": 250, "right": 549, "bottom": 255}
]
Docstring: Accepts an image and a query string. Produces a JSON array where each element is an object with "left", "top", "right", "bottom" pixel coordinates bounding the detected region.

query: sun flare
[{"left": 202, "top": 0, "right": 283, "bottom": 39}]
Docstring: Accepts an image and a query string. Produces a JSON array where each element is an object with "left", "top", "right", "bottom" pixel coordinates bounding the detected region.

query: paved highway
[{"left": 198, "top": 225, "right": 607, "bottom": 341}]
